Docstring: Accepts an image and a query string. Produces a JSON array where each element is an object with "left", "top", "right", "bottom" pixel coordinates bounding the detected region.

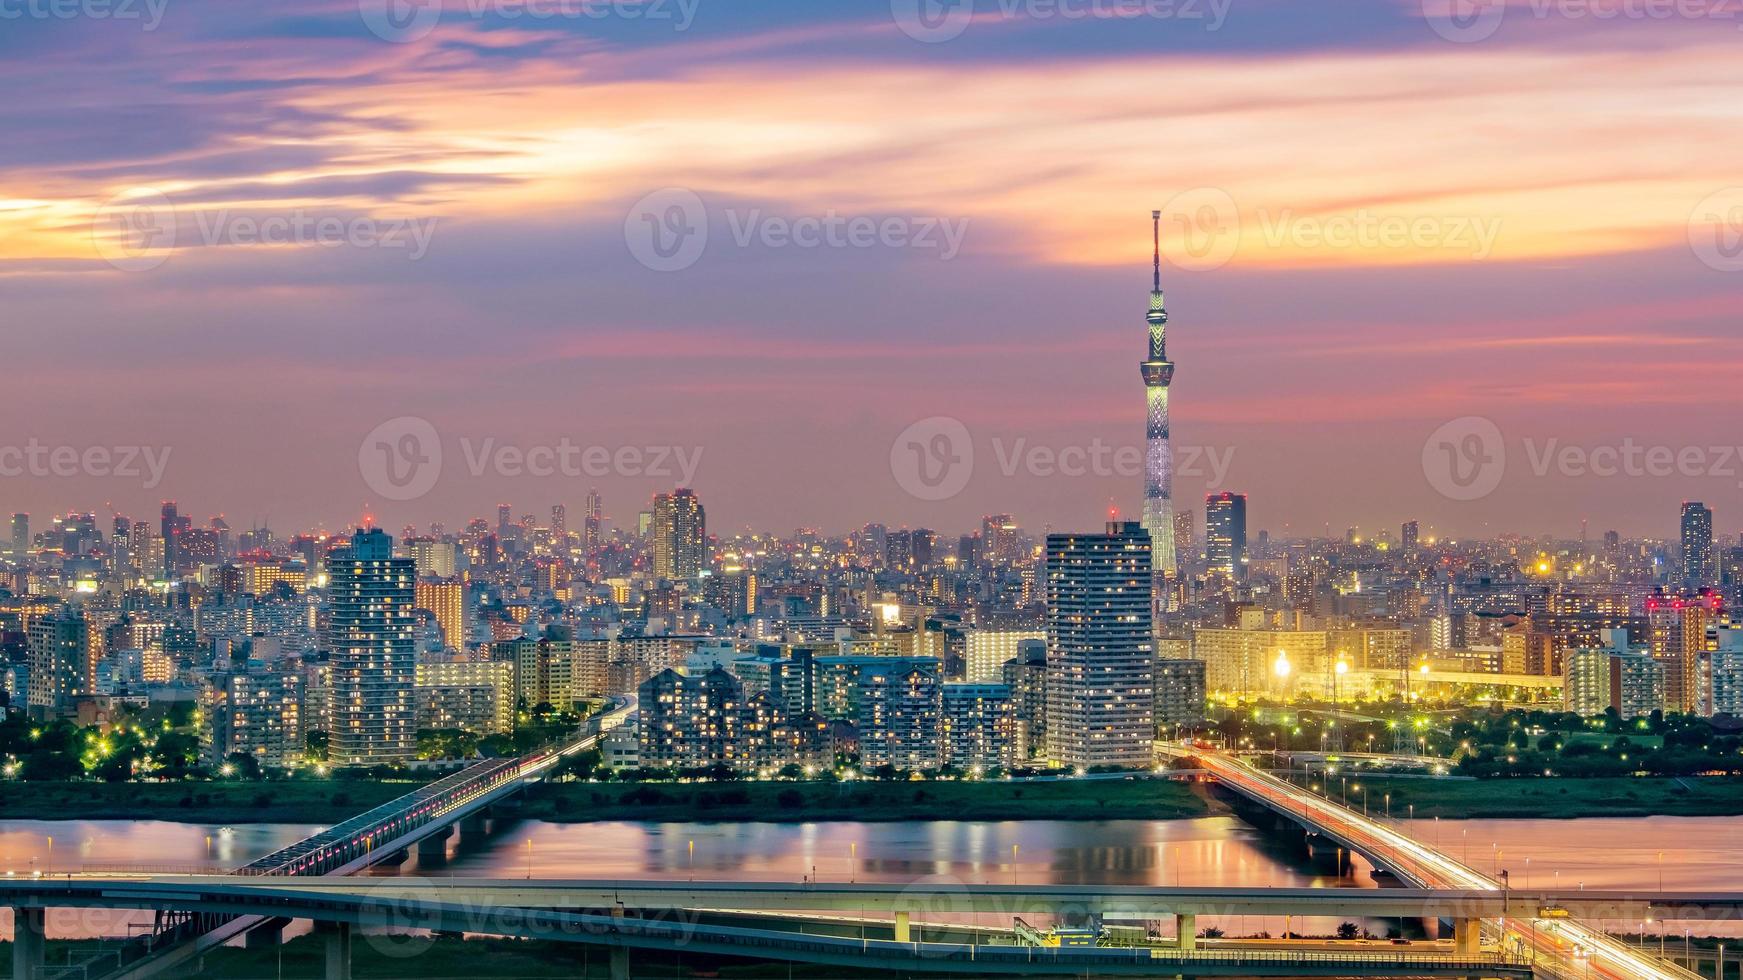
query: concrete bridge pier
[
  {"left": 1176, "top": 913, "right": 1197, "bottom": 951},
  {"left": 1453, "top": 918, "right": 1481, "bottom": 955},
  {"left": 459, "top": 807, "right": 492, "bottom": 847},
  {"left": 11, "top": 907, "right": 45, "bottom": 980},
  {"left": 319, "top": 921, "right": 353, "bottom": 980},
  {"left": 610, "top": 905, "right": 630, "bottom": 980},
  {"left": 245, "top": 917, "right": 287, "bottom": 949},
  {"left": 417, "top": 825, "right": 454, "bottom": 866}
]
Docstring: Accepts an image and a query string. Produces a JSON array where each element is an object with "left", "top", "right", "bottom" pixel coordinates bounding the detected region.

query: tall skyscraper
[
  {"left": 551, "top": 504, "right": 567, "bottom": 538},
  {"left": 1682, "top": 501, "right": 1715, "bottom": 588},
  {"left": 27, "top": 609, "right": 88, "bottom": 715},
  {"left": 326, "top": 528, "right": 417, "bottom": 766},
  {"left": 1401, "top": 520, "right": 1420, "bottom": 552},
  {"left": 981, "top": 514, "right": 1021, "bottom": 565},
  {"left": 1044, "top": 521, "right": 1155, "bottom": 769},
  {"left": 1647, "top": 590, "right": 1722, "bottom": 714},
  {"left": 160, "top": 500, "right": 188, "bottom": 579},
  {"left": 1172, "top": 509, "right": 1195, "bottom": 564},
  {"left": 1139, "top": 211, "right": 1179, "bottom": 589},
  {"left": 1205, "top": 492, "right": 1248, "bottom": 579},
  {"left": 584, "top": 488, "right": 602, "bottom": 554},
  {"left": 415, "top": 578, "right": 467, "bottom": 652},
  {"left": 496, "top": 503, "right": 513, "bottom": 534},
  {"left": 652, "top": 488, "right": 706, "bottom": 580},
  {"left": 9, "top": 513, "right": 27, "bottom": 559}
]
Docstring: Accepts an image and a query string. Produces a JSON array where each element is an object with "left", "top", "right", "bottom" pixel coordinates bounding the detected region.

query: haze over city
[{"left": 4, "top": 0, "right": 1741, "bottom": 538}]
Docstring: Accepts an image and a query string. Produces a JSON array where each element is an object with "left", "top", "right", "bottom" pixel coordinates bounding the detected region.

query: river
[{"left": 2, "top": 814, "right": 1738, "bottom": 939}]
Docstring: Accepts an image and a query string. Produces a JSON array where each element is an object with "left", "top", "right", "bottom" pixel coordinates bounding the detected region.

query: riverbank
[
  {"left": 4, "top": 774, "right": 1742, "bottom": 824},
  {"left": 1322, "top": 774, "right": 1743, "bottom": 819},
  {"left": 0, "top": 780, "right": 413, "bottom": 824},
  {"left": 518, "top": 776, "right": 1216, "bottom": 823}
]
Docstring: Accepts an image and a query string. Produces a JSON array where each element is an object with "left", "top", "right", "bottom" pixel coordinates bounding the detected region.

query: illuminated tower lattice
[{"left": 1140, "top": 210, "right": 1179, "bottom": 589}]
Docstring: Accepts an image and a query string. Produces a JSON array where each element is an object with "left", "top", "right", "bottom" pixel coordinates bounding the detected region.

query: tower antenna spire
[{"left": 1151, "top": 209, "right": 1161, "bottom": 292}]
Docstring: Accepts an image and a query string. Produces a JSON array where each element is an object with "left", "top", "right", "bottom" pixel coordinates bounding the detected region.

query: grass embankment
[
  {"left": 1328, "top": 775, "right": 1743, "bottom": 819},
  {"left": 0, "top": 779, "right": 412, "bottom": 824},
  {"left": 5, "top": 774, "right": 1743, "bottom": 825},
  {"left": 519, "top": 777, "right": 1217, "bottom": 823}
]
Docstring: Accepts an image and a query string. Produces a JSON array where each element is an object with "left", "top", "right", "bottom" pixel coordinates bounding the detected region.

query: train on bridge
[{"left": 235, "top": 752, "right": 549, "bottom": 877}]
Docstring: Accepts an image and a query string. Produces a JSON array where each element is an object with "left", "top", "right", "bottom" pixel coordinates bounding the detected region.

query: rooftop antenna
[{"left": 1152, "top": 209, "right": 1162, "bottom": 292}]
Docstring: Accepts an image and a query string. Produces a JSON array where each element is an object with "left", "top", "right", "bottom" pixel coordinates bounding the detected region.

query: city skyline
[
  {"left": 4, "top": 2, "right": 1742, "bottom": 537},
  {"left": 5, "top": 6, "right": 1743, "bottom": 976}
]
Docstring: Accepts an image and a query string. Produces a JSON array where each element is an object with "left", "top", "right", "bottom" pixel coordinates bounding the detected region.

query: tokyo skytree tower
[{"left": 1140, "top": 210, "right": 1179, "bottom": 586}]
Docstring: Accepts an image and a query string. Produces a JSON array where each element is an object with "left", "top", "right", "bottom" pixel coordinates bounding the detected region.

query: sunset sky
[{"left": 3, "top": 0, "right": 1741, "bottom": 541}]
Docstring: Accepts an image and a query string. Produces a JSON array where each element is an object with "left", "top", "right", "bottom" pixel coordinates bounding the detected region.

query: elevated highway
[
  {"left": 25, "top": 698, "right": 635, "bottom": 980},
  {"left": 11, "top": 876, "right": 1738, "bottom": 924},
  {"left": 1167, "top": 742, "right": 1705, "bottom": 980},
  {"left": 0, "top": 876, "right": 1536, "bottom": 979}
]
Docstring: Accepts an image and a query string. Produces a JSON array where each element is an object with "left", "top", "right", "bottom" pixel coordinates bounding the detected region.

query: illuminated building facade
[
  {"left": 1206, "top": 492, "right": 1248, "bottom": 580},
  {"left": 202, "top": 665, "right": 304, "bottom": 767},
  {"left": 415, "top": 579, "right": 467, "bottom": 652},
  {"left": 1154, "top": 657, "right": 1207, "bottom": 726},
  {"left": 940, "top": 682, "right": 1015, "bottom": 770},
  {"left": 857, "top": 663, "right": 942, "bottom": 771},
  {"left": 1649, "top": 590, "right": 1723, "bottom": 714},
  {"left": 652, "top": 488, "right": 706, "bottom": 581},
  {"left": 639, "top": 666, "right": 746, "bottom": 769},
  {"left": 964, "top": 628, "right": 1045, "bottom": 682},
  {"left": 1045, "top": 522, "right": 1155, "bottom": 769},
  {"left": 1565, "top": 631, "right": 1663, "bottom": 720},
  {"left": 1682, "top": 501, "right": 1715, "bottom": 588},
  {"left": 326, "top": 528, "right": 417, "bottom": 766}
]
